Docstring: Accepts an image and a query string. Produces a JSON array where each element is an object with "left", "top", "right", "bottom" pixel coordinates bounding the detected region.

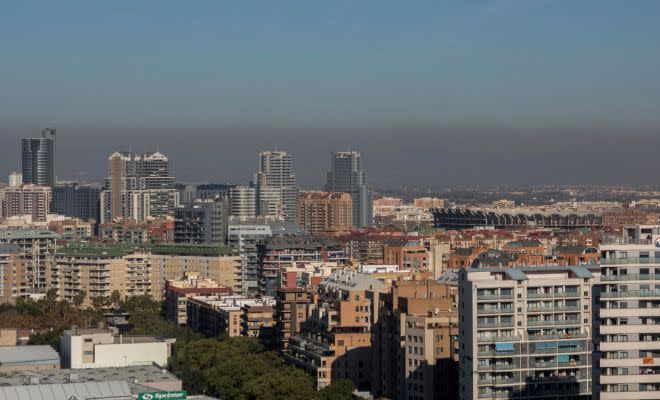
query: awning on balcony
[{"left": 495, "top": 343, "right": 514, "bottom": 352}]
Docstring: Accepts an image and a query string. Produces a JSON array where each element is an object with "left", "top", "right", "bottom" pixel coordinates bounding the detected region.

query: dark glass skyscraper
[
  {"left": 325, "top": 151, "right": 373, "bottom": 228},
  {"left": 21, "top": 127, "right": 56, "bottom": 187}
]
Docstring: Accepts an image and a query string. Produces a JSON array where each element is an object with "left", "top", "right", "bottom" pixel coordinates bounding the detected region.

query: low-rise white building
[{"left": 60, "top": 329, "right": 174, "bottom": 369}]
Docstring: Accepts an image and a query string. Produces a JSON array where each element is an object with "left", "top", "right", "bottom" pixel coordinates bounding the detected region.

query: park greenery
[{"left": 0, "top": 293, "right": 356, "bottom": 399}]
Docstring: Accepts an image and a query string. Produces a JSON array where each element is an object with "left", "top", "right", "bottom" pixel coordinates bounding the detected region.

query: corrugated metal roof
[
  {"left": 0, "top": 380, "right": 132, "bottom": 400},
  {"left": 0, "top": 346, "right": 60, "bottom": 366}
]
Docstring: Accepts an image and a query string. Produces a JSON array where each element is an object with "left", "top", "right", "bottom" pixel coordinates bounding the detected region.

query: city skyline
[
  {"left": 3, "top": 126, "right": 660, "bottom": 189},
  {"left": 2, "top": 1, "right": 660, "bottom": 187}
]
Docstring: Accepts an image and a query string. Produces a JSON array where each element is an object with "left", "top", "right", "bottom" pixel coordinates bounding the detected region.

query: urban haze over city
[{"left": 1, "top": 2, "right": 660, "bottom": 400}]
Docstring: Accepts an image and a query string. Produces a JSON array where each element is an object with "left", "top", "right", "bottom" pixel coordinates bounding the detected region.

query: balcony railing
[
  {"left": 602, "top": 273, "right": 654, "bottom": 281},
  {"left": 478, "top": 293, "right": 515, "bottom": 301},
  {"left": 601, "top": 257, "right": 660, "bottom": 265},
  {"left": 478, "top": 308, "right": 514, "bottom": 315},
  {"left": 478, "top": 335, "right": 521, "bottom": 343},
  {"left": 478, "top": 377, "right": 516, "bottom": 385},
  {"left": 601, "top": 289, "right": 660, "bottom": 298},
  {"left": 478, "top": 321, "right": 515, "bottom": 329}
]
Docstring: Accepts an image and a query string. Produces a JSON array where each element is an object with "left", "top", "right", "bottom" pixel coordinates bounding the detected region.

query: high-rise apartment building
[
  {"left": 8, "top": 172, "right": 22, "bottom": 187},
  {"left": 255, "top": 151, "right": 297, "bottom": 223},
  {"left": 228, "top": 218, "right": 303, "bottom": 296},
  {"left": 51, "top": 246, "right": 156, "bottom": 306},
  {"left": 257, "top": 186, "right": 283, "bottom": 220},
  {"left": 0, "top": 244, "right": 29, "bottom": 303},
  {"left": 52, "top": 182, "right": 101, "bottom": 223},
  {"left": 100, "top": 152, "right": 179, "bottom": 223},
  {"left": 0, "top": 228, "right": 60, "bottom": 291},
  {"left": 325, "top": 151, "right": 373, "bottom": 228},
  {"left": 284, "top": 269, "right": 387, "bottom": 390},
  {"left": 1, "top": 185, "right": 52, "bottom": 222},
  {"left": 297, "top": 191, "right": 353, "bottom": 234},
  {"left": 459, "top": 266, "right": 594, "bottom": 400},
  {"left": 21, "top": 127, "right": 56, "bottom": 187},
  {"left": 257, "top": 236, "right": 348, "bottom": 297},
  {"left": 174, "top": 196, "right": 229, "bottom": 245},
  {"left": 373, "top": 279, "right": 459, "bottom": 400},
  {"left": 229, "top": 186, "right": 257, "bottom": 219},
  {"left": 598, "top": 225, "right": 660, "bottom": 398}
]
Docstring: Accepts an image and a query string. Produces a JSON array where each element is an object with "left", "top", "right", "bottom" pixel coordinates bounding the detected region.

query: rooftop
[
  {"left": 462, "top": 265, "right": 594, "bottom": 281},
  {"left": 0, "top": 381, "right": 132, "bottom": 400},
  {"left": 0, "top": 365, "right": 180, "bottom": 396},
  {"left": 149, "top": 244, "right": 235, "bottom": 257},
  {"left": 0, "top": 346, "right": 59, "bottom": 366},
  {"left": 56, "top": 244, "right": 133, "bottom": 258},
  {"left": 0, "top": 229, "right": 60, "bottom": 240},
  {"left": 320, "top": 269, "right": 387, "bottom": 292}
]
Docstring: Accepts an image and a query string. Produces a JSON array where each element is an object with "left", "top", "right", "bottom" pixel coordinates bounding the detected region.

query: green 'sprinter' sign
[{"left": 137, "top": 391, "right": 187, "bottom": 400}]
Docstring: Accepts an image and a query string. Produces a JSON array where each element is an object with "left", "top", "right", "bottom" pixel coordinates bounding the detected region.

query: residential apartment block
[
  {"left": 283, "top": 269, "right": 387, "bottom": 390},
  {"left": 0, "top": 244, "right": 29, "bottom": 303},
  {"left": 297, "top": 191, "right": 353, "bottom": 235},
  {"left": 459, "top": 266, "right": 594, "bottom": 400},
  {"left": 373, "top": 279, "right": 459, "bottom": 400},
  {"left": 1, "top": 185, "right": 52, "bottom": 222},
  {"left": 598, "top": 225, "right": 660, "bottom": 399}
]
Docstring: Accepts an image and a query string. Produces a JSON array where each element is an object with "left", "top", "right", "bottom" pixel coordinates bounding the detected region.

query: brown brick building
[{"left": 297, "top": 191, "right": 353, "bottom": 234}]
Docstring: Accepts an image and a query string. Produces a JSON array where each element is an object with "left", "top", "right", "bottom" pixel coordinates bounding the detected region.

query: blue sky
[{"left": 1, "top": 1, "right": 659, "bottom": 185}]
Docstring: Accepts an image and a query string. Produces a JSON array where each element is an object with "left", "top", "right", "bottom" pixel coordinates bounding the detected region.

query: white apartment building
[
  {"left": 598, "top": 225, "right": 660, "bottom": 399},
  {"left": 459, "top": 266, "right": 594, "bottom": 400}
]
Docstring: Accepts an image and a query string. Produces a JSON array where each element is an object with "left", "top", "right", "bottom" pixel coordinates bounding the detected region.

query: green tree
[
  {"left": 109, "top": 290, "right": 122, "bottom": 309},
  {"left": 72, "top": 290, "right": 87, "bottom": 308},
  {"left": 28, "top": 328, "right": 64, "bottom": 350},
  {"left": 172, "top": 337, "right": 318, "bottom": 400},
  {"left": 319, "top": 379, "right": 355, "bottom": 400}
]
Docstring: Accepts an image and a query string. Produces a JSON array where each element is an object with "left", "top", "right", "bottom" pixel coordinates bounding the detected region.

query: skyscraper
[
  {"left": 100, "top": 151, "right": 179, "bottom": 223},
  {"left": 21, "top": 127, "right": 56, "bottom": 187},
  {"left": 325, "top": 151, "right": 373, "bottom": 228},
  {"left": 255, "top": 151, "right": 297, "bottom": 223}
]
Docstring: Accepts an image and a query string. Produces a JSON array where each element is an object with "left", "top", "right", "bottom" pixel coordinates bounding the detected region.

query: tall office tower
[
  {"left": 8, "top": 172, "right": 22, "bottom": 187},
  {"left": 100, "top": 151, "right": 179, "bottom": 223},
  {"left": 459, "top": 266, "right": 594, "bottom": 400},
  {"left": 174, "top": 196, "right": 229, "bottom": 245},
  {"left": 297, "top": 191, "right": 353, "bottom": 234},
  {"left": 2, "top": 185, "right": 52, "bottom": 222},
  {"left": 229, "top": 186, "right": 256, "bottom": 219},
  {"left": 52, "top": 182, "right": 101, "bottom": 223},
  {"left": 325, "top": 151, "right": 373, "bottom": 228},
  {"left": 255, "top": 151, "right": 297, "bottom": 223},
  {"left": 598, "top": 225, "right": 660, "bottom": 398},
  {"left": 21, "top": 127, "right": 56, "bottom": 187}
]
